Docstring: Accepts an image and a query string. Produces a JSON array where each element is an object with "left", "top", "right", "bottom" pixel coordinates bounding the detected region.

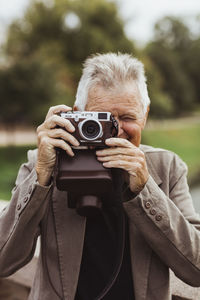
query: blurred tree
[
  {"left": 0, "top": 59, "right": 57, "bottom": 126},
  {"left": 1, "top": 0, "right": 135, "bottom": 126},
  {"left": 142, "top": 56, "right": 175, "bottom": 118},
  {"left": 183, "top": 37, "right": 200, "bottom": 106},
  {"left": 145, "top": 16, "right": 198, "bottom": 115},
  {"left": 153, "top": 16, "right": 191, "bottom": 51}
]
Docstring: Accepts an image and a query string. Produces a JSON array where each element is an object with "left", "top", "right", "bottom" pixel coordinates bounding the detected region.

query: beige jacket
[{"left": 0, "top": 145, "right": 200, "bottom": 300}]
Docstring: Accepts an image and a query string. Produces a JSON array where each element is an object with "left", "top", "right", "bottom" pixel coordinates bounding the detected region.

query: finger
[
  {"left": 50, "top": 138, "right": 75, "bottom": 157},
  {"left": 102, "top": 160, "right": 141, "bottom": 175},
  {"left": 103, "top": 159, "right": 127, "bottom": 168},
  {"left": 105, "top": 138, "right": 134, "bottom": 148},
  {"left": 96, "top": 147, "right": 141, "bottom": 157},
  {"left": 39, "top": 135, "right": 75, "bottom": 157},
  {"left": 97, "top": 154, "right": 136, "bottom": 162},
  {"left": 47, "top": 128, "right": 80, "bottom": 147},
  {"left": 46, "top": 105, "right": 72, "bottom": 120},
  {"left": 102, "top": 159, "right": 137, "bottom": 171},
  {"left": 44, "top": 115, "right": 75, "bottom": 132}
]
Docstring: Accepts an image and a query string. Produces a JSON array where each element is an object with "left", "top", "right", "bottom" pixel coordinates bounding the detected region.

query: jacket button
[
  {"left": 150, "top": 208, "right": 156, "bottom": 215},
  {"left": 23, "top": 196, "right": 29, "bottom": 203},
  {"left": 28, "top": 186, "right": 32, "bottom": 194},
  {"left": 17, "top": 203, "right": 21, "bottom": 210},
  {"left": 155, "top": 214, "right": 162, "bottom": 221},
  {"left": 145, "top": 201, "right": 151, "bottom": 209}
]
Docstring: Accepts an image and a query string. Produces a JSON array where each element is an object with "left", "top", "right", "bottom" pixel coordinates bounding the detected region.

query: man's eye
[{"left": 122, "top": 117, "right": 136, "bottom": 121}]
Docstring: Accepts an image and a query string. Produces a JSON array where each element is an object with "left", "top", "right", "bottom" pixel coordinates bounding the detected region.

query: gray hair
[{"left": 74, "top": 53, "right": 150, "bottom": 114}]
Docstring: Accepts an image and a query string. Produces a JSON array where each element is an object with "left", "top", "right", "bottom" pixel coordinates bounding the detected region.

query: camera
[
  {"left": 59, "top": 111, "right": 118, "bottom": 146},
  {"left": 55, "top": 111, "right": 120, "bottom": 216}
]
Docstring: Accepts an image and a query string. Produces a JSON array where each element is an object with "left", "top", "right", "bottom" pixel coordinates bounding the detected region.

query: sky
[
  {"left": 118, "top": 0, "right": 200, "bottom": 44},
  {"left": 0, "top": 0, "right": 200, "bottom": 46}
]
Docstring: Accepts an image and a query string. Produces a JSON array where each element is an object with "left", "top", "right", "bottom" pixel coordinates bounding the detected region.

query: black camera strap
[
  {"left": 93, "top": 168, "right": 126, "bottom": 300},
  {"left": 94, "top": 210, "right": 125, "bottom": 300}
]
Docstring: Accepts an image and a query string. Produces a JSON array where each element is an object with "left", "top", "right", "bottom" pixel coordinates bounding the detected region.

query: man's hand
[
  {"left": 96, "top": 138, "right": 149, "bottom": 194},
  {"left": 35, "top": 105, "right": 79, "bottom": 186}
]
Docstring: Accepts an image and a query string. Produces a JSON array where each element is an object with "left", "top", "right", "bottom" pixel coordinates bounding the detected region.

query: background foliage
[{"left": 1, "top": 0, "right": 200, "bottom": 127}]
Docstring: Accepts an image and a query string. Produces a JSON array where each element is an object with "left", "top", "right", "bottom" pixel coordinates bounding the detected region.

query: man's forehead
[{"left": 86, "top": 82, "right": 143, "bottom": 113}]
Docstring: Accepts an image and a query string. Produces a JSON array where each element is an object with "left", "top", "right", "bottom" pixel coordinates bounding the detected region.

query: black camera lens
[{"left": 82, "top": 120, "right": 101, "bottom": 140}]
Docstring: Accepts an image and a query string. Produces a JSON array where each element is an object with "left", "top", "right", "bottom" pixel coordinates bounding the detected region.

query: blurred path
[{"left": 0, "top": 127, "right": 37, "bottom": 146}]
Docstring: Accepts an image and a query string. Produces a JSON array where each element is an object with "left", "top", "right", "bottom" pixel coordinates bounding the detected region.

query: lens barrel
[{"left": 79, "top": 119, "right": 102, "bottom": 140}]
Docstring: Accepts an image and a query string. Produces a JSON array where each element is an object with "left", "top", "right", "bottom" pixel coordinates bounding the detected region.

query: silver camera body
[{"left": 60, "top": 111, "right": 118, "bottom": 146}]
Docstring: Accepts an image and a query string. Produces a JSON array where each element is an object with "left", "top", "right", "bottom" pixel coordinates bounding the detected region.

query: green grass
[
  {"left": 0, "top": 145, "right": 36, "bottom": 200},
  {"left": 142, "top": 124, "right": 200, "bottom": 185}
]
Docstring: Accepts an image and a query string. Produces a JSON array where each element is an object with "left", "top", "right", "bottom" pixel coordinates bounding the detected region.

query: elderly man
[{"left": 0, "top": 53, "right": 200, "bottom": 300}]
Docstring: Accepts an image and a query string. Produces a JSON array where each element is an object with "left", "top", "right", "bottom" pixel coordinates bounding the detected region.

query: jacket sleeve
[
  {"left": 0, "top": 149, "right": 52, "bottom": 277},
  {"left": 123, "top": 152, "right": 200, "bottom": 287}
]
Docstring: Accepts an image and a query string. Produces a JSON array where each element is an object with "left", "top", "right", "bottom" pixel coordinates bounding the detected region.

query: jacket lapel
[{"left": 52, "top": 188, "right": 86, "bottom": 300}]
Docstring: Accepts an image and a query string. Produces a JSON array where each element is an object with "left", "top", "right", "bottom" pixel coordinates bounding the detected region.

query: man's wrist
[{"left": 35, "top": 166, "right": 53, "bottom": 186}]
